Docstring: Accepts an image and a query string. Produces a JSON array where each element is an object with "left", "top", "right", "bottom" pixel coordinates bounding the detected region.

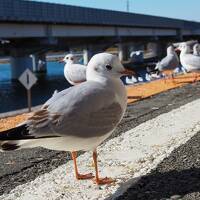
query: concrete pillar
[
  {"left": 147, "top": 42, "right": 157, "bottom": 57},
  {"left": 10, "top": 56, "right": 33, "bottom": 80},
  {"left": 31, "top": 54, "right": 47, "bottom": 73},
  {"left": 118, "top": 44, "right": 129, "bottom": 62},
  {"left": 118, "top": 44, "right": 124, "bottom": 62},
  {"left": 129, "top": 43, "right": 144, "bottom": 53},
  {"left": 83, "top": 47, "right": 102, "bottom": 65},
  {"left": 159, "top": 42, "right": 168, "bottom": 58},
  {"left": 149, "top": 42, "right": 168, "bottom": 58},
  {"left": 176, "top": 29, "right": 183, "bottom": 41},
  {"left": 83, "top": 49, "right": 92, "bottom": 65}
]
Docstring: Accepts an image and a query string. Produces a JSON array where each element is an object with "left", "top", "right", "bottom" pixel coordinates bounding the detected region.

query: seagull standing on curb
[
  {"left": 177, "top": 42, "right": 200, "bottom": 82},
  {"left": 0, "top": 53, "right": 134, "bottom": 185}
]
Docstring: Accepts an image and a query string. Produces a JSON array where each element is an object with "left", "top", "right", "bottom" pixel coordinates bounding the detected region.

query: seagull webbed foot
[
  {"left": 76, "top": 173, "right": 94, "bottom": 180},
  {"left": 93, "top": 177, "right": 115, "bottom": 185}
]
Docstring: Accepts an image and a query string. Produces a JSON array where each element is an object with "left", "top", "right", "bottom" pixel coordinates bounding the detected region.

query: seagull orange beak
[
  {"left": 120, "top": 69, "right": 135, "bottom": 75},
  {"left": 175, "top": 47, "right": 180, "bottom": 53}
]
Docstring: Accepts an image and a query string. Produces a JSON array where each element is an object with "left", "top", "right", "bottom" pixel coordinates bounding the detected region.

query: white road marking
[{"left": 1, "top": 99, "right": 200, "bottom": 200}]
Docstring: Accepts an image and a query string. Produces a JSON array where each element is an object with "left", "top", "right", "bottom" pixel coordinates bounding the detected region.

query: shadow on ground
[
  {"left": 111, "top": 167, "right": 200, "bottom": 200},
  {"left": 108, "top": 132, "right": 200, "bottom": 200}
]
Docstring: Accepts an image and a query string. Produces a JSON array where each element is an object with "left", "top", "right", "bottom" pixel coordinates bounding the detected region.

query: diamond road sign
[{"left": 19, "top": 69, "right": 37, "bottom": 90}]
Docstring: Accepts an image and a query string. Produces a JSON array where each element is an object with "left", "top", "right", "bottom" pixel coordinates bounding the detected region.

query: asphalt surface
[
  {"left": 1, "top": 82, "right": 200, "bottom": 197},
  {"left": 116, "top": 131, "right": 200, "bottom": 200}
]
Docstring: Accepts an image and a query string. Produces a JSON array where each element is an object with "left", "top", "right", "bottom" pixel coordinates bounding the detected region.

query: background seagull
[
  {"left": 0, "top": 53, "right": 134, "bottom": 185},
  {"left": 177, "top": 42, "right": 200, "bottom": 82},
  {"left": 193, "top": 43, "right": 200, "bottom": 56},
  {"left": 59, "top": 53, "right": 86, "bottom": 85},
  {"left": 155, "top": 45, "right": 179, "bottom": 82},
  {"left": 58, "top": 54, "right": 87, "bottom": 169}
]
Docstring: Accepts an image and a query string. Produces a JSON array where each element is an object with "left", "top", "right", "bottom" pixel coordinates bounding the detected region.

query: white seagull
[
  {"left": 193, "top": 43, "right": 200, "bottom": 56},
  {"left": 178, "top": 42, "right": 200, "bottom": 75},
  {"left": 0, "top": 53, "right": 133, "bottom": 185},
  {"left": 60, "top": 54, "right": 86, "bottom": 85},
  {"left": 177, "top": 42, "right": 200, "bottom": 82},
  {"left": 58, "top": 54, "right": 87, "bottom": 169},
  {"left": 155, "top": 45, "right": 179, "bottom": 82}
]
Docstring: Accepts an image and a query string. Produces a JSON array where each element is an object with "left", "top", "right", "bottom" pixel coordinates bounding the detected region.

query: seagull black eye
[
  {"left": 106, "top": 64, "right": 112, "bottom": 71},
  {"left": 66, "top": 57, "right": 69, "bottom": 59}
]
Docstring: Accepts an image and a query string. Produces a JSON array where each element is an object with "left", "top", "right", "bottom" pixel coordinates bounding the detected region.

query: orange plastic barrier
[{"left": 1, "top": 72, "right": 200, "bottom": 131}]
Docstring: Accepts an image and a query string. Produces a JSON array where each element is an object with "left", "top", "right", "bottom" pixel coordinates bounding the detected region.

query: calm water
[
  {"left": 0, "top": 61, "right": 65, "bottom": 82},
  {"left": 0, "top": 61, "right": 71, "bottom": 113},
  {"left": 0, "top": 61, "right": 150, "bottom": 114}
]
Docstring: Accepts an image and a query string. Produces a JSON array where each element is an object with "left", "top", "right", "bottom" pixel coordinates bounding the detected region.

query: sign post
[
  {"left": 27, "top": 89, "right": 31, "bottom": 112},
  {"left": 18, "top": 69, "right": 37, "bottom": 112}
]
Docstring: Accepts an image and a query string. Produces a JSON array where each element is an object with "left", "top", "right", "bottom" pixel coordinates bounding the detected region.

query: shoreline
[{"left": 0, "top": 53, "right": 83, "bottom": 64}]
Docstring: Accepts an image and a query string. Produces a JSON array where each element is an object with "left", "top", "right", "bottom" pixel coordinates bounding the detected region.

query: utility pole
[{"left": 126, "top": 0, "right": 129, "bottom": 12}]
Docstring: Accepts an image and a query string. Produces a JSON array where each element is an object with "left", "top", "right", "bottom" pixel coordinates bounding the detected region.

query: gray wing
[
  {"left": 26, "top": 81, "right": 123, "bottom": 138},
  {"left": 67, "top": 64, "right": 86, "bottom": 83},
  {"left": 42, "top": 87, "right": 74, "bottom": 108},
  {"left": 159, "top": 54, "right": 179, "bottom": 70}
]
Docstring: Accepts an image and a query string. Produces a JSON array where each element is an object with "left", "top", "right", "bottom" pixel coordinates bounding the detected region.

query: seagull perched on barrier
[
  {"left": 59, "top": 53, "right": 86, "bottom": 85},
  {"left": 177, "top": 42, "right": 200, "bottom": 82},
  {"left": 155, "top": 45, "right": 179, "bottom": 82},
  {"left": 0, "top": 53, "right": 134, "bottom": 185},
  {"left": 193, "top": 43, "right": 200, "bottom": 56}
]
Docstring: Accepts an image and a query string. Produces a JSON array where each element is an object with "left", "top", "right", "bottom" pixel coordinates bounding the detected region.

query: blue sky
[{"left": 33, "top": 0, "right": 200, "bottom": 22}]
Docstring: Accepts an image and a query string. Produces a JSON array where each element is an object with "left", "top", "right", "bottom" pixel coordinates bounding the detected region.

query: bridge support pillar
[
  {"left": 118, "top": 44, "right": 129, "bottom": 62},
  {"left": 83, "top": 47, "right": 102, "bottom": 65},
  {"left": 159, "top": 42, "right": 168, "bottom": 57},
  {"left": 147, "top": 42, "right": 165, "bottom": 57},
  {"left": 31, "top": 53, "right": 47, "bottom": 78},
  {"left": 83, "top": 49, "right": 92, "bottom": 65},
  {"left": 147, "top": 42, "right": 169, "bottom": 58},
  {"left": 129, "top": 43, "right": 144, "bottom": 53},
  {"left": 10, "top": 56, "right": 33, "bottom": 80}
]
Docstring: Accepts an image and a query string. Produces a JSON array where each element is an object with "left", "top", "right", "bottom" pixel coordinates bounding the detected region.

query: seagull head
[
  {"left": 167, "top": 45, "right": 175, "bottom": 55},
  {"left": 193, "top": 43, "right": 200, "bottom": 52},
  {"left": 176, "top": 43, "right": 191, "bottom": 54},
  {"left": 86, "top": 52, "right": 134, "bottom": 81},
  {"left": 59, "top": 54, "right": 74, "bottom": 63}
]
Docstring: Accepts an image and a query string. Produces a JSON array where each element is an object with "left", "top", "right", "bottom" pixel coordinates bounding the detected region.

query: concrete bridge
[{"left": 1, "top": 0, "right": 200, "bottom": 79}]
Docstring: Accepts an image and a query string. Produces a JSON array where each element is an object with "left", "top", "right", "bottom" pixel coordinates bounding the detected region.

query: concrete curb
[{"left": 0, "top": 105, "right": 42, "bottom": 118}]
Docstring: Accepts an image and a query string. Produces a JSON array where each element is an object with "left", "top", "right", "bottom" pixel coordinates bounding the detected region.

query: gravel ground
[
  {"left": 1, "top": 82, "right": 200, "bottom": 196},
  {"left": 116, "top": 132, "right": 200, "bottom": 200}
]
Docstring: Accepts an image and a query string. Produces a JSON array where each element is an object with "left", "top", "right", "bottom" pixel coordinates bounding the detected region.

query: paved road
[
  {"left": 1, "top": 82, "right": 200, "bottom": 196},
  {"left": 116, "top": 132, "right": 200, "bottom": 200}
]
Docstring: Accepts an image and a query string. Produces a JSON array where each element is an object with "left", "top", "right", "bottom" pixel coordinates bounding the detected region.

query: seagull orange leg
[
  {"left": 71, "top": 151, "right": 94, "bottom": 180},
  {"left": 92, "top": 150, "right": 115, "bottom": 185},
  {"left": 193, "top": 73, "right": 198, "bottom": 83},
  {"left": 171, "top": 72, "right": 176, "bottom": 84}
]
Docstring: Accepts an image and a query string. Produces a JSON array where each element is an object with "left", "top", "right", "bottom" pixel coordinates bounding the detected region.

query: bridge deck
[{"left": 0, "top": 0, "right": 200, "bottom": 30}]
